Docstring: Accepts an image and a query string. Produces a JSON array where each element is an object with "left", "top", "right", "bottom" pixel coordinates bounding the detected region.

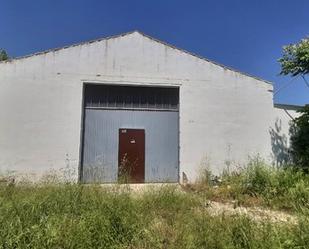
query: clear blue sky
[{"left": 1, "top": 0, "right": 308, "bottom": 105}]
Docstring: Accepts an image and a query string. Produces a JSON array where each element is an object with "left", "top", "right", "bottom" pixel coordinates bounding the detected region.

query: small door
[{"left": 118, "top": 129, "right": 145, "bottom": 183}]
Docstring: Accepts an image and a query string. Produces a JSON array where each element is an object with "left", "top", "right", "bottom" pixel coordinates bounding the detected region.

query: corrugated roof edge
[
  {"left": 0, "top": 30, "right": 272, "bottom": 85},
  {"left": 137, "top": 31, "right": 272, "bottom": 85},
  {"left": 0, "top": 30, "right": 136, "bottom": 63},
  {"left": 274, "top": 103, "right": 304, "bottom": 110}
]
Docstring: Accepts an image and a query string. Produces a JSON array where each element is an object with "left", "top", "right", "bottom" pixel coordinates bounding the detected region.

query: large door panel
[{"left": 81, "top": 85, "right": 179, "bottom": 183}]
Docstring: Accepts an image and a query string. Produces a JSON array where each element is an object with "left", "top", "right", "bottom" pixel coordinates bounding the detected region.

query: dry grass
[
  {"left": 0, "top": 182, "right": 308, "bottom": 249},
  {"left": 0, "top": 158, "right": 309, "bottom": 248}
]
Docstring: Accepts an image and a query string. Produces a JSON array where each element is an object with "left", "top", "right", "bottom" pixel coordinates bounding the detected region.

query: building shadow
[{"left": 269, "top": 118, "right": 291, "bottom": 167}]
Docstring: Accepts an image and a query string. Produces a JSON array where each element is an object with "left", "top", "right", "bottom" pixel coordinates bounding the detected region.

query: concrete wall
[
  {"left": 271, "top": 104, "right": 301, "bottom": 166},
  {"left": 0, "top": 31, "right": 274, "bottom": 182}
]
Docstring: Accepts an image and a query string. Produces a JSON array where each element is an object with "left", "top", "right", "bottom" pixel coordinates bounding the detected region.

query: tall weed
[{"left": 193, "top": 157, "right": 309, "bottom": 213}]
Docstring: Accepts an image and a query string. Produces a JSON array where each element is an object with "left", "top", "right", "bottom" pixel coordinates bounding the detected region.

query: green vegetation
[
  {"left": 190, "top": 158, "right": 309, "bottom": 214},
  {"left": 1, "top": 160, "right": 309, "bottom": 248},
  {"left": 279, "top": 37, "right": 309, "bottom": 77},
  {"left": 290, "top": 105, "right": 309, "bottom": 171},
  {"left": 278, "top": 36, "right": 309, "bottom": 170},
  {"left": 0, "top": 49, "right": 9, "bottom": 61}
]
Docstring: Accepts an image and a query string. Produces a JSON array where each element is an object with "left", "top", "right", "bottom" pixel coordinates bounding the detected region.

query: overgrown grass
[
  {"left": 0, "top": 182, "right": 309, "bottom": 249},
  {"left": 190, "top": 158, "right": 309, "bottom": 214}
]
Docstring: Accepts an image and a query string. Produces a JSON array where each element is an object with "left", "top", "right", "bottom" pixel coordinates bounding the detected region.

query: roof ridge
[
  {"left": 0, "top": 30, "right": 137, "bottom": 63},
  {"left": 0, "top": 30, "right": 271, "bottom": 85},
  {"left": 135, "top": 31, "right": 271, "bottom": 85}
]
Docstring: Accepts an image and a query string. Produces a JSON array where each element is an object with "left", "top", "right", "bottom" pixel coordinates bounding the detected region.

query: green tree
[
  {"left": 290, "top": 106, "right": 309, "bottom": 171},
  {"left": 279, "top": 37, "right": 309, "bottom": 170},
  {"left": 279, "top": 37, "right": 309, "bottom": 77},
  {"left": 0, "top": 49, "right": 9, "bottom": 61}
]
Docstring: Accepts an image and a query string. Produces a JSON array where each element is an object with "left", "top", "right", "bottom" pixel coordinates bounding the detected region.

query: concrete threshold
[{"left": 98, "top": 183, "right": 181, "bottom": 193}]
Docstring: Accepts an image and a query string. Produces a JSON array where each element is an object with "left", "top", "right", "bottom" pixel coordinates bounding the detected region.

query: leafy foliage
[
  {"left": 0, "top": 49, "right": 9, "bottom": 61},
  {"left": 290, "top": 105, "right": 309, "bottom": 170},
  {"left": 279, "top": 37, "right": 309, "bottom": 76},
  {"left": 278, "top": 37, "right": 309, "bottom": 171},
  {"left": 189, "top": 158, "right": 309, "bottom": 213}
]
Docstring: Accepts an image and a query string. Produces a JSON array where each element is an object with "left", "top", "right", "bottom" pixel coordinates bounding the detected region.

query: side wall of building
[
  {"left": 0, "top": 32, "right": 274, "bottom": 182},
  {"left": 271, "top": 105, "right": 301, "bottom": 166}
]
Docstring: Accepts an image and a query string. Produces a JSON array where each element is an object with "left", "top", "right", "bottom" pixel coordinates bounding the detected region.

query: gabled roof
[
  {"left": 0, "top": 30, "right": 271, "bottom": 84},
  {"left": 1, "top": 30, "right": 136, "bottom": 62}
]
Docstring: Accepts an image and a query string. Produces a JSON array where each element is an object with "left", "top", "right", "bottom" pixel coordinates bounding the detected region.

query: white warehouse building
[{"left": 0, "top": 31, "right": 299, "bottom": 183}]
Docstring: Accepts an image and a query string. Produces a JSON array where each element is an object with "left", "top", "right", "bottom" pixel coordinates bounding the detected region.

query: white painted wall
[
  {"left": 271, "top": 105, "right": 300, "bottom": 166},
  {"left": 0, "top": 31, "right": 275, "bottom": 182}
]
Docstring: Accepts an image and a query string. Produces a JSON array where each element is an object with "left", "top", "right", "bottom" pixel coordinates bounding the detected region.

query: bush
[
  {"left": 240, "top": 161, "right": 309, "bottom": 212},
  {"left": 191, "top": 157, "right": 309, "bottom": 213},
  {"left": 290, "top": 105, "right": 309, "bottom": 171}
]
